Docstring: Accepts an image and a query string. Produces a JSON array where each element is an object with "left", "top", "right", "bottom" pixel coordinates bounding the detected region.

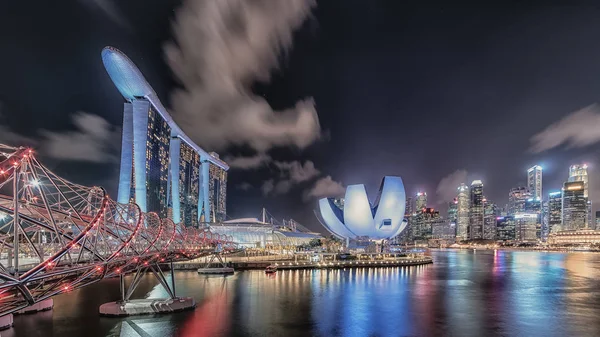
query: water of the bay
[{"left": 7, "top": 249, "right": 600, "bottom": 337}]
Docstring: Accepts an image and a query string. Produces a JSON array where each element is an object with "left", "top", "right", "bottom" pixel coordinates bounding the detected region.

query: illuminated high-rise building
[
  {"left": 405, "top": 197, "right": 413, "bottom": 216},
  {"left": 527, "top": 165, "right": 543, "bottom": 200},
  {"left": 469, "top": 180, "right": 484, "bottom": 240},
  {"left": 548, "top": 191, "right": 562, "bottom": 234},
  {"left": 514, "top": 212, "right": 538, "bottom": 242},
  {"left": 415, "top": 192, "right": 427, "bottom": 211},
  {"left": 102, "top": 46, "right": 229, "bottom": 225},
  {"left": 496, "top": 216, "right": 515, "bottom": 241},
  {"left": 207, "top": 153, "right": 228, "bottom": 222},
  {"left": 448, "top": 199, "right": 458, "bottom": 224},
  {"left": 568, "top": 164, "right": 588, "bottom": 197},
  {"left": 483, "top": 199, "right": 497, "bottom": 240},
  {"left": 562, "top": 181, "right": 586, "bottom": 230},
  {"left": 456, "top": 184, "right": 469, "bottom": 241},
  {"left": 508, "top": 186, "right": 530, "bottom": 216}
]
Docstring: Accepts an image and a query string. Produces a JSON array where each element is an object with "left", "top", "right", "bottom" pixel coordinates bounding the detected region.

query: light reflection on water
[{"left": 8, "top": 250, "right": 600, "bottom": 337}]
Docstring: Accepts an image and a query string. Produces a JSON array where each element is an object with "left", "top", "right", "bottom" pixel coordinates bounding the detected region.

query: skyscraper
[
  {"left": 562, "top": 181, "right": 587, "bottom": 230},
  {"left": 508, "top": 186, "right": 530, "bottom": 216},
  {"left": 527, "top": 165, "right": 543, "bottom": 200},
  {"left": 569, "top": 164, "right": 588, "bottom": 197},
  {"left": 548, "top": 191, "right": 562, "bottom": 234},
  {"left": 515, "top": 213, "right": 538, "bottom": 242},
  {"left": 448, "top": 199, "right": 458, "bottom": 224},
  {"left": 469, "top": 180, "right": 484, "bottom": 240},
  {"left": 102, "top": 47, "right": 229, "bottom": 225},
  {"left": 483, "top": 199, "right": 497, "bottom": 240},
  {"left": 415, "top": 192, "right": 427, "bottom": 211},
  {"left": 405, "top": 197, "right": 413, "bottom": 217},
  {"left": 496, "top": 216, "right": 515, "bottom": 241},
  {"left": 456, "top": 184, "right": 469, "bottom": 241}
]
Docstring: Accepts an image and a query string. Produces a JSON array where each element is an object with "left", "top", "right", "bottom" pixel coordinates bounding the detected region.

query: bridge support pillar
[
  {"left": 99, "top": 264, "right": 195, "bottom": 317},
  {"left": 15, "top": 298, "right": 53, "bottom": 314}
]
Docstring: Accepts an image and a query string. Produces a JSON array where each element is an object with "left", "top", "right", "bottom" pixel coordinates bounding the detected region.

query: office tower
[
  {"left": 596, "top": 211, "right": 600, "bottom": 230},
  {"left": 413, "top": 207, "right": 440, "bottom": 240},
  {"left": 103, "top": 47, "right": 229, "bottom": 224},
  {"left": 172, "top": 139, "right": 200, "bottom": 227},
  {"left": 431, "top": 219, "right": 456, "bottom": 243},
  {"left": 483, "top": 200, "right": 497, "bottom": 240},
  {"left": 207, "top": 153, "right": 228, "bottom": 222},
  {"left": 527, "top": 165, "right": 543, "bottom": 200},
  {"left": 508, "top": 186, "right": 530, "bottom": 216},
  {"left": 562, "top": 181, "right": 587, "bottom": 230},
  {"left": 415, "top": 192, "right": 427, "bottom": 211},
  {"left": 515, "top": 213, "right": 538, "bottom": 242},
  {"left": 448, "top": 199, "right": 458, "bottom": 224},
  {"left": 568, "top": 164, "right": 588, "bottom": 197},
  {"left": 587, "top": 200, "right": 593, "bottom": 229},
  {"left": 524, "top": 197, "right": 542, "bottom": 239},
  {"left": 405, "top": 197, "right": 413, "bottom": 217},
  {"left": 469, "top": 180, "right": 484, "bottom": 240},
  {"left": 541, "top": 200, "right": 549, "bottom": 241},
  {"left": 456, "top": 184, "right": 469, "bottom": 241},
  {"left": 548, "top": 191, "right": 562, "bottom": 234},
  {"left": 496, "top": 216, "right": 515, "bottom": 241}
]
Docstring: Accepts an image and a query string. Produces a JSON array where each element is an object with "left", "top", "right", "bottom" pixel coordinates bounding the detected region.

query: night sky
[{"left": 3, "top": 1, "right": 600, "bottom": 232}]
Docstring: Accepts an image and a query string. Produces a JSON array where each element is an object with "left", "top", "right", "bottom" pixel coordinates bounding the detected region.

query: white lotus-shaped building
[{"left": 316, "top": 176, "right": 408, "bottom": 240}]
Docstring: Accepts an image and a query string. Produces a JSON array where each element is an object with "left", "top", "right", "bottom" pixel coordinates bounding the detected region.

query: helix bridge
[{"left": 0, "top": 144, "right": 235, "bottom": 317}]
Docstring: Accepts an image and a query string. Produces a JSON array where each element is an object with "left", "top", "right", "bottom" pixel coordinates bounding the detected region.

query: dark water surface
[{"left": 7, "top": 250, "right": 600, "bottom": 337}]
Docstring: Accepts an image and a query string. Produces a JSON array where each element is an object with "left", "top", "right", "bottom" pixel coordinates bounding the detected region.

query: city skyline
[{"left": 3, "top": 2, "right": 600, "bottom": 232}]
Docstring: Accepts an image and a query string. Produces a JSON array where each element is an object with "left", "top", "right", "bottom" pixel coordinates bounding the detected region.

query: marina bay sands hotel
[{"left": 101, "top": 46, "right": 228, "bottom": 226}]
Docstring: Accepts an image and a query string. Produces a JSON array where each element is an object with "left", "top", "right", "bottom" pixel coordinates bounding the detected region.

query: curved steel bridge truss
[{"left": 0, "top": 144, "right": 234, "bottom": 316}]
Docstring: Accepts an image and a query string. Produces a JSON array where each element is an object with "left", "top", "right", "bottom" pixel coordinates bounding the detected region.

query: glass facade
[
  {"left": 144, "top": 106, "right": 171, "bottom": 219},
  {"left": 548, "top": 192, "right": 562, "bottom": 234},
  {"left": 527, "top": 165, "right": 543, "bottom": 200},
  {"left": 469, "top": 180, "right": 484, "bottom": 240},
  {"left": 456, "top": 184, "right": 469, "bottom": 241},
  {"left": 179, "top": 142, "right": 200, "bottom": 227},
  {"left": 496, "top": 216, "right": 515, "bottom": 241},
  {"left": 483, "top": 201, "right": 497, "bottom": 240},
  {"left": 209, "top": 161, "right": 227, "bottom": 222},
  {"left": 562, "top": 181, "right": 587, "bottom": 230}
]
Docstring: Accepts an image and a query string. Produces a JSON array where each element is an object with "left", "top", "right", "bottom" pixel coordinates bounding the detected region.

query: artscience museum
[{"left": 316, "top": 176, "right": 408, "bottom": 241}]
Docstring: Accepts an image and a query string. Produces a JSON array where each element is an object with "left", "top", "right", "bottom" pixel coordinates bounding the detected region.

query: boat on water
[{"left": 265, "top": 265, "right": 278, "bottom": 274}]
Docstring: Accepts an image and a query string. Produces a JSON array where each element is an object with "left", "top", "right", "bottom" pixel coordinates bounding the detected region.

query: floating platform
[
  {"left": 15, "top": 298, "right": 53, "bottom": 314},
  {"left": 0, "top": 314, "right": 12, "bottom": 330},
  {"left": 99, "top": 297, "right": 196, "bottom": 317},
  {"left": 197, "top": 267, "right": 235, "bottom": 275}
]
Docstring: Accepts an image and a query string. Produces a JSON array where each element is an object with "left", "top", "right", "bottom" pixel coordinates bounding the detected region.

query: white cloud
[
  {"left": 530, "top": 104, "right": 600, "bottom": 153},
  {"left": 274, "top": 160, "right": 320, "bottom": 182},
  {"left": 225, "top": 153, "right": 271, "bottom": 169},
  {"left": 39, "top": 112, "right": 121, "bottom": 163},
  {"left": 436, "top": 169, "right": 468, "bottom": 203},
  {"left": 304, "top": 176, "right": 345, "bottom": 201},
  {"left": 165, "top": 0, "right": 320, "bottom": 152}
]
